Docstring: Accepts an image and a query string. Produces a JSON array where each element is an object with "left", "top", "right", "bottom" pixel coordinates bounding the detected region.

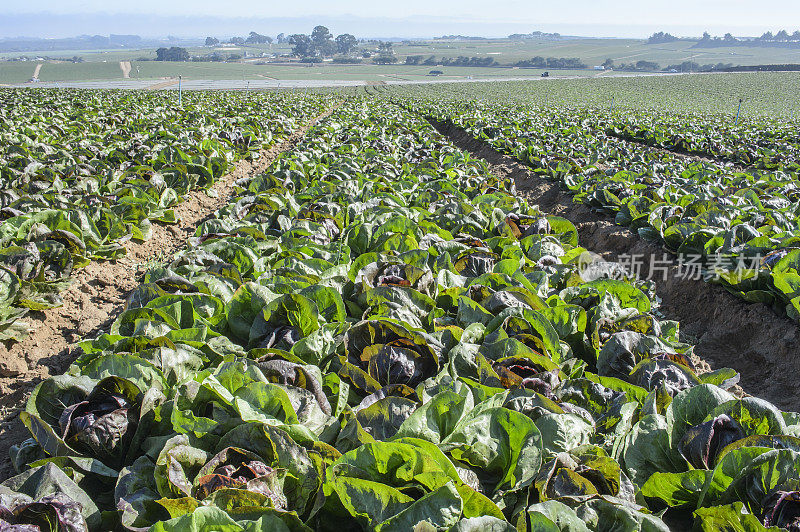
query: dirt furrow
[
  {"left": 428, "top": 116, "right": 800, "bottom": 412},
  {"left": 0, "top": 107, "right": 337, "bottom": 480},
  {"left": 602, "top": 130, "right": 749, "bottom": 172},
  {"left": 146, "top": 79, "right": 179, "bottom": 90},
  {"left": 120, "top": 61, "right": 132, "bottom": 79}
]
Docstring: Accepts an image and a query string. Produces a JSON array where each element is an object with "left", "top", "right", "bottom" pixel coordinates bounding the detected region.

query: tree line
[
  {"left": 405, "top": 55, "right": 497, "bottom": 67},
  {"left": 694, "top": 30, "right": 800, "bottom": 48},
  {"left": 515, "top": 57, "right": 587, "bottom": 69},
  {"left": 155, "top": 47, "right": 189, "bottom": 62},
  {"left": 646, "top": 30, "right": 800, "bottom": 48},
  {"left": 286, "top": 26, "right": 359, "bottom": 57},
  {"left": 205, "top": 32, "right": 273, "bottom": 46}
]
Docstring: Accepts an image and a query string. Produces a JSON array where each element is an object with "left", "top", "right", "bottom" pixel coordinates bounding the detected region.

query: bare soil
[
  {"left": 429, "top": 117, "right": 800, "bottom": 412},
  {"left": 146, "top": 79, "right": 179, "bottom": 90},
  {"left": 120, "top": 61, "right": 132, "bottom": 79},
  {"left": 0, "top": 107, "right": 337, "bottom": 481}
]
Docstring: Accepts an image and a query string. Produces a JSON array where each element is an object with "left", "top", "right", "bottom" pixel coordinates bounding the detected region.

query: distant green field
[
  {"left": 0, "top": 44, "right": 285, "bottom": 63},
  {"left": 0, "top": 62, "right": 38, "bottom": 83},
  {"left": 385, "top": 72, "right": 800, "bottom": 117},
  {"left": 395, "top": 38, "right": 800, "bottom": 69},
  {"left": 130, "top": 61, "right": 574, "bottom": 82},
  {"left": 0, "top": 49, "right": 154, "bottom": 62},
  {"left": 1, "top": 60, "right": 127, "bottom": 83},
  {"left": 36, "top": 61, "right": 124, "bottom": 82},
  {"left": 3, "top": 37, "right": 800, "bottom": 85},
  {"left": 0, "top": 58, "right": 584, "bottom": 85},
  {"left": 4, "top": 37, "right": 800, "bottom": 70}
]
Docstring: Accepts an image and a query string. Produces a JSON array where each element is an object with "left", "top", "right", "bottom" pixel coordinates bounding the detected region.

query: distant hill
[
  {"left": 433, "top": 35, "right": 490, "bottom": 41},
  {"left": 508, "top": 31, "right": 582, "bottom": 40},
  {"left": 0, "top": 34, "right": 197, "bottom": 53}
]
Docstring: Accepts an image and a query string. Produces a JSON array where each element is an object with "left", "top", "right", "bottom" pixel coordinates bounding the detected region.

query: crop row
[
  {"left": 598, "top": 110, "right": 800, "bottom": 171},
  {"left": 2, "top": 99, "right": 799, "bottom": 531},
  {"left": 392, "top": 93, "right": 800, "bottom": 324},
  {"left": 0, "top": 89, "right": 331, "bottom": 341},
  {"left": 371, "top": 74, "right": 800, "bottom": 119},
  {"left": 377, "top": 77, "right": 800, "bottom": 170}
]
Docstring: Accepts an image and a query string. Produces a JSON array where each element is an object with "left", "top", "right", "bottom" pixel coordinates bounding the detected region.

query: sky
[{"left": 1, "top": 0, "right": 799, "bottom": 39}]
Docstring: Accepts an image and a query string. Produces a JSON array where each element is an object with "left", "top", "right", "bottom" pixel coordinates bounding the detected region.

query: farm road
[
  {"left": 32, "top": 63, "right": 42, "bottom": 80},
  {"left": 426, "top": 115, "right": 800, "bottom": 412},
  {"left": 146, "top": 79, "right": 179, "bottom": 89},
  {"left": 120, "top": 61, "right": 132, "bottom": 78},
  {"left": 0, "top": 103, "right": 341, "bottom": 481}
]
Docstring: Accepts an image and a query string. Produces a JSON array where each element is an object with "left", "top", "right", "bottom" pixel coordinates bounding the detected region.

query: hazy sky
[
  {"left": 5, "top": 0, "right": 799, "bottom": 25},
  {"left": 2, "top": 0, "right": 799, "bottom": 38}
]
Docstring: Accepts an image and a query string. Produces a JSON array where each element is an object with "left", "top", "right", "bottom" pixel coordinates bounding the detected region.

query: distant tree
[
  {"left": 373, "top": 41, "right": 397, "bottom": 64},
  {"left": 422, "top": 55, "right": 437, "bottom": 65},
  {"left": 276, "top": 33, "right": 287, "bottom": 44},
  {"left": 537, "top": 57, "right": 585, "bottom": 68},
  {"left": 228, "top": 53, "right": 242, "bottom": 61},
  {"left": 405, "top": 55, "right": 424, "bottom": 65},
  {"left": 246, "top": 32, "right": 272, "bottom": 44},
  {"left": 229, "top": 37, "right": 245, "bottom": 45},
  {"left": 693, "top": 28, "right": 800, "bottom": 49},
  {"left": 311, "top": 25, "right": 332, "bottom": 43},
  {"left": 647, "top": 32, "right": 678, "bottom": 44},
  {"left": 437, "top": 56, "right": 496, "bottom": 67},
  {"left": 635, "top": 60, "right": 659, "bottom": 71},
  {"left": 602, "top": 58, "right": 614, "bottom": 68},
  {"left": 666, "top": 60, "right": 700, "bottom": 72},
  {"left": 701, "top": 31, "right": 711, "bottom": 41},
  {"left": 311, "top": 25, "right": 335, "bottom": 56},
  {"left": 205, "top": 37, "right": 219, "bottom": 46},
  {"left": 335, "top": 33, "right": 358, "bottom": 55},
  {"left": 288, "top": 34, "right": 313, "bottom": 56},
  {"left": 156, "top": 47, "right": 189, "bottom": 61},
  {"left": 514, "top": 56, "right": 547, "bottom": 68},
  {"left": 664, "top": 61, "right": 730, "bottom": 72}
]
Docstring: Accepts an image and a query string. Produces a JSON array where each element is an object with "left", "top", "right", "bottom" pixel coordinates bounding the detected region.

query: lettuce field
[
  {"left": 390, "top": 83, "right": 800, "bottom": 323},
  {"left": 1, "top": 82, "right": 800, "bottom": 532},
  {"left": 0, "top": 89, "right": 326, "bottom": 341}
]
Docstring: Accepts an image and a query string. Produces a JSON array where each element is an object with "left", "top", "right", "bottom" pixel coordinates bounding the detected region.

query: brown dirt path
[
  {"left": 0, "top": 106, "right": 338, "bottom": 481},
  {"left": 120, "top": 61, "right": 132, "bottom": 79},
  {"left": 32, "top": 64, "right": 42, "bottom": 80},
  {"left": 429, "top": 117, "right": 800, "bottom": 412},
  {"left": 146, "top": 79, "right": 179, "bottom": 90}
]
